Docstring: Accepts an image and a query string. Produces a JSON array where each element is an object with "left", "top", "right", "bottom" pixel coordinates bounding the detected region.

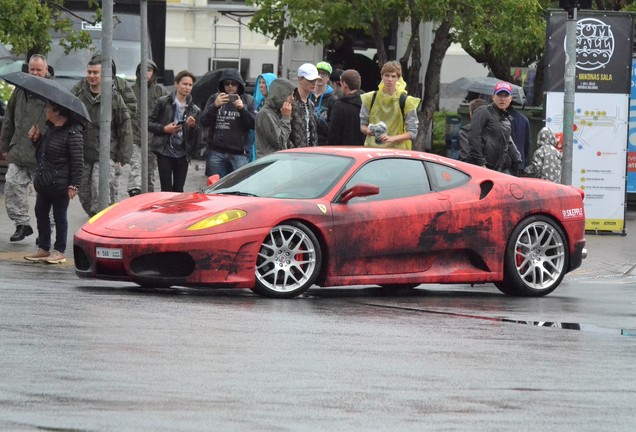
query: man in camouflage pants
[
  {"left": 0, "top": 54, "right": 50, "bottom": 242},
  {"left": 73, "top": 56, "right": 133, "bottom": 216},
  {"left": 127, "top": 60, "right": 168, "bottom": 196}
]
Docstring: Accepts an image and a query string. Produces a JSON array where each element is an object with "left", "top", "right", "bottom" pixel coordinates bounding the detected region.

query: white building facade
[{"left": 166, "top": 0, "right": 488, "bottom": 109}]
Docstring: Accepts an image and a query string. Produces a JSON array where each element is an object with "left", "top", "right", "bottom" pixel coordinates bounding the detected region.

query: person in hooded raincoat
[
  {"left": 200, "top": 68, "right": 256, "bottom": 178},
  {"left": 359, "top": 61, "right": 420, "bottom": 150},
  {"left": 255, "top": 79, "right": 295, "bottom": 158},
  {"left": 524, "top": 127, "right": 562, "bottom": 183},
  {"left": 248, "top": 72, "right": 277, "bottom": 161}
]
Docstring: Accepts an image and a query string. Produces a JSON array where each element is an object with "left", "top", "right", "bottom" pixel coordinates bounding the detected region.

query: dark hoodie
[
  {"left": 132, "top": 60, "right": 168, "bottom": 146},
  {"left": 255, "top": 79, "right": 295, "bottom": 158},
  {"left": 199, "top": 68, "right": 256, "bottom": 155},
  {"left": 327, "top": 90, "right": 365, "bottom": 145}
]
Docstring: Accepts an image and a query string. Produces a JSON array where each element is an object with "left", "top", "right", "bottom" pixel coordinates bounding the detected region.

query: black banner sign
[{"left": 545, "top": 10, "right": 633, "bottom": 94}]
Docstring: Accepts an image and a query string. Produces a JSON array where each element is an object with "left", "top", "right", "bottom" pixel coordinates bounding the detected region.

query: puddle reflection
[{"left": 503, "top": 319, "right": 636, "bottom": 337}]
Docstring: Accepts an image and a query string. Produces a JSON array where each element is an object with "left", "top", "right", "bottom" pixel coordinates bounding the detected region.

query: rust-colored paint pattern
[{"left": 74, "top": 147, "right": 586, "bottom": 293}]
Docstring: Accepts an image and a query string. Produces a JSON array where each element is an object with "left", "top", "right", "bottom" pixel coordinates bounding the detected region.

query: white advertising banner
[
  {"left": 545, "top": 10, "right": 632, "bottom": 233},
  {"left": 546, "top": 92, "right": 628, "bottom": 232}
]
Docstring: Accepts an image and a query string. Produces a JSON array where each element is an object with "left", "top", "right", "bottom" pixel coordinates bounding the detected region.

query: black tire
[
  {"left": 251, "top": 222, "right": 322, "bottom": 299},
  {"left": 496, "top": 215, "right": 569, "bottom": 297}
]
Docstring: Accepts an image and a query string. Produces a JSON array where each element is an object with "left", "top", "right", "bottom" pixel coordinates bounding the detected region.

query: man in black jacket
[
  {"left": 468, "top": 81, "right": 521, "bottom": 174},
  {"left": 327, "top": 69, "right": 365, "bottom": 146}
]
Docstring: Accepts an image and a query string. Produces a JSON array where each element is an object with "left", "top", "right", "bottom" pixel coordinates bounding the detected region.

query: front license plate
[{"left": 96, "top": 247, "right": 123, "bottom": 260}]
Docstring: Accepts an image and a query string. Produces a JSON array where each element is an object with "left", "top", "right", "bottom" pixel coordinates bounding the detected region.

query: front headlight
[
  {"left": 186, "top": 210, "right": 246, "bottom": 230},
  {"left": 88, "top": 203, "right": 119, "bottom": 224}
]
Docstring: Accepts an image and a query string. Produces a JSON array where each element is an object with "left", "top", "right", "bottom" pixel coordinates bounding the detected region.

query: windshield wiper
[{"left": 218, "top": 191, "right": 259, "bottom": 197}]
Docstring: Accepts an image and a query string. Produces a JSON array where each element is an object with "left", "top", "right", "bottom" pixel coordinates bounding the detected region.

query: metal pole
[
  {"left": 99, "top": 0, "right": 113, "bottom": 210},
  {"left": 140, "top": 0, "right": 149, "bottom": 193},
  {"left": 562, "top": 7, "right": 577, "bottom": 186}
]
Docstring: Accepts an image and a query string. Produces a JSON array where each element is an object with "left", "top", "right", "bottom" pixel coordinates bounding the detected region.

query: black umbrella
[
  {"left": 191, "top": 69, "right": 223, "bottom": 109},
  {"left": 0, "top": 71, "right": 91, "bottom": 124},
  {"left": 449, "top": 76, "right": 527, "bottom": 106}
]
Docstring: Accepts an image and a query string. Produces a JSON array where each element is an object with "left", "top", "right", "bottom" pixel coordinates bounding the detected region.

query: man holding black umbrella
[{"left": 0, "top": 54, "right": 50, "bottom": 242}]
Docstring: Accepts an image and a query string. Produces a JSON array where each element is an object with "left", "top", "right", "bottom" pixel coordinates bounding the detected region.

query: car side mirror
[
  {"left": 338, "top": 183, "right": 380, "bottom": 203},
  {"left": 207, "top": 174, "right": 220, "bottom": 186}
]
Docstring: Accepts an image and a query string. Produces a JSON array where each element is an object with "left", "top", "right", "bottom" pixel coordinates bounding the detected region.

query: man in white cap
[{"left": 289, "top": 63, "right": 319, "bottom": 148}]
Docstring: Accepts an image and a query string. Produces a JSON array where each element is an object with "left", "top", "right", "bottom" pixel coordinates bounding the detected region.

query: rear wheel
[
  {"left": 495, "top": 215, "right": 568, "bottom": 297},
  {"left": 251, "top": 222, "right": 322, "bottom": 298}
]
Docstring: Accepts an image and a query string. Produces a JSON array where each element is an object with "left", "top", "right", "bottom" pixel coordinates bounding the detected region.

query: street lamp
[{"left": 559, "top": 1, "right": 591, "bottom": 185}]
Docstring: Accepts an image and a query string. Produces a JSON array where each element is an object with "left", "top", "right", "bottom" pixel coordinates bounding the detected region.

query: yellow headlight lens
[
  {"left": 187, "top": 210, "right": 246, "bottom": 230},
  {"left": 88, "top": 203, "right": 119, "bottom": 224}
]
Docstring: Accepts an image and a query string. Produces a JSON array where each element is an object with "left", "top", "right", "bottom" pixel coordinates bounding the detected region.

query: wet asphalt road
[{"left": 1, "top": 259, "right": 635, "bottom": 431}]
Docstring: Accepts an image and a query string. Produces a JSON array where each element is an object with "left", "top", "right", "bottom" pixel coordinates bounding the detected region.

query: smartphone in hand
[{"left": 228, "top": 94, "right": 239, "bottom": 103}]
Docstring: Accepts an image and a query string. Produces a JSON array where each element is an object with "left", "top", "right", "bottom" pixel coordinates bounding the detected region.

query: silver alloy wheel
[
  {"left": 255, "top": 224, "right": 319, "bottom": 294},
  {"left": 513, "top": 220, "right": 566, "bottom": 290}
]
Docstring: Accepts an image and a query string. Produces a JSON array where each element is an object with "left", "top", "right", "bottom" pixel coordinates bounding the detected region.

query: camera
[
  {"left": 368, "top": 122, "right": 387, "bottom": 144},
  {"left": 228, "top": 94, "right": 239, "bottom": 103}
]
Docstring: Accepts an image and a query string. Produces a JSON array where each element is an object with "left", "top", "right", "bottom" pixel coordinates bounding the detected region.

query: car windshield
[{"left": 204, "top": 152, "right": 354, "bottom": 199}]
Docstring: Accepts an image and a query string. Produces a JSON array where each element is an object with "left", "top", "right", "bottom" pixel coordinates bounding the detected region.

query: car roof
[
  {"left": 280, "top": 146, "right": 453, "bottom": 165},
  {"left": 278, "top": 146, "right": 519, "bottom": 184}
]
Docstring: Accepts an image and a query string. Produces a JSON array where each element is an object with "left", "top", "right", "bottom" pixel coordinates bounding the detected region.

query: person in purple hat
[{"left": 467, "top": 81, "right": 522, "bottom": 175}]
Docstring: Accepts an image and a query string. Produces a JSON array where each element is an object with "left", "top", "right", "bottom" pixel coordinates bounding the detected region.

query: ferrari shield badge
[{"left": 317, "top": 204, "right": 327, "bottom": 214}]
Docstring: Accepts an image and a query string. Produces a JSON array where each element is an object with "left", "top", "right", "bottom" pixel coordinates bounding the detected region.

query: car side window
[
  {"left": 425, "top": 161, "right": 470, "bottom": 191},
  {"left": 345, "top": 158, "right": 430, "bottom": 202}
]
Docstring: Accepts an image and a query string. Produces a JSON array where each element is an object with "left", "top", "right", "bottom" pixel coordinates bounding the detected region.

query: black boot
[
  {"left": 10, "top": 225, "right": 34, "bottom": 242},
  {"left": 128, "top": 188, "right": 142, "bottom": 197}
]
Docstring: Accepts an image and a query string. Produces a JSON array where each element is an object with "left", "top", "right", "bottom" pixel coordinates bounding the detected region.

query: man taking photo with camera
[{"left": 200, "top": 68, "right": 256, "bottom": 178}]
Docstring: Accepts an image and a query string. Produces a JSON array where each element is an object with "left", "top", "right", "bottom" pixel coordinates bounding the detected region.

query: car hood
[{"left": 81, "top": 192, "right": 265, "bottom": 238}]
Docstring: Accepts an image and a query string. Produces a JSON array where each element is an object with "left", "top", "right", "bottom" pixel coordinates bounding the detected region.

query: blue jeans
[
  {"left": 205, "top": 149, "right": 248, "bottom": 178},
  {"left": 35, "top": 189, "right": 70, "bottom": 253}
]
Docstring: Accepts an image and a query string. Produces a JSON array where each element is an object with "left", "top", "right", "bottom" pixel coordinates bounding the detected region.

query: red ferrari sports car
[{"left": 74, "top": 147, "right": 586, "bottom": 298}]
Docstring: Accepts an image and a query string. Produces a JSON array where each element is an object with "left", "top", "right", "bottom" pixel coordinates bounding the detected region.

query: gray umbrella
[
  {"left": 0, "top": 71, "right": 91, "bottom": 124},
  {"left": 449, "top": 76, "right": 526, "bottom": 106}
]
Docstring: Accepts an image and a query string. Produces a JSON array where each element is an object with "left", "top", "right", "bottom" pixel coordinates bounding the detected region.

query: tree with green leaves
[
  {"left": 0, "top": 0, "right": 99, "bottom": 57},
  {"left": 247, "top": 0, "right": 634, "bottom": 149}
]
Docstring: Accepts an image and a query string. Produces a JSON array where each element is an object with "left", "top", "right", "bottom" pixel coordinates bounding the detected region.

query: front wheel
[
  {"left": 495, "top": 215, "right": 569, "bottom": 297},
  {"left": 251, "top": 222, "right": 322, "bottom": 298}
]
